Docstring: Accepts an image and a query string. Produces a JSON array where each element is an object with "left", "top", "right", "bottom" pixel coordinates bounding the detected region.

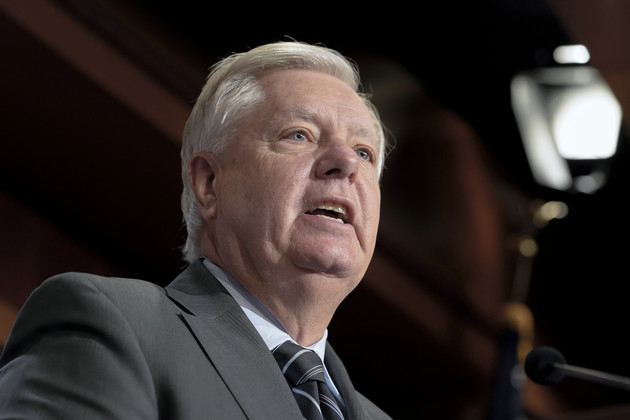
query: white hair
[{"left": 180, "top": 41, "right": 388, "bottom": 262}]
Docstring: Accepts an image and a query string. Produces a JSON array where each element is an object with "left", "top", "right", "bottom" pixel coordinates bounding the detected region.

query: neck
[
  {"left": 200, "top": 239, "right": 357, "bottom": 346},
  {"left": 250, "top": 276, "right": 344, "bottom": 347}
]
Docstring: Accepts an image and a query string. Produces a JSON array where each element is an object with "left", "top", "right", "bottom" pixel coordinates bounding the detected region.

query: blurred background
[{"left": 2, "top": 0, "right": 630, "bottom": 418}]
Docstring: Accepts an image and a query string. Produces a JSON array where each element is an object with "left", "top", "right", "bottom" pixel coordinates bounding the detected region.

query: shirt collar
[{"left": 201, "top": 258, "right": 328, "bottom": 360}]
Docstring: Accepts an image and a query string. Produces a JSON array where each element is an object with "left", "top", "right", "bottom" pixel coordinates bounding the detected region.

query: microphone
[{"left": 524, "top": 346, "right": 630, "bottom": 391}]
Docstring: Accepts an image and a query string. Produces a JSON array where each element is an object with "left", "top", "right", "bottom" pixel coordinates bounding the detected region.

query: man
[{"left": 0, "top": 41, "right": 391, "bottom": 419}]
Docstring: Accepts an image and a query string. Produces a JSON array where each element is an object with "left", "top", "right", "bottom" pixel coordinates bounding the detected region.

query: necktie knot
[
  {"left": 272, "top": 340, "right": 344, "bottom": 420},
  {"left": 273, "top": 341, "right": 326, "bottom": 387}
]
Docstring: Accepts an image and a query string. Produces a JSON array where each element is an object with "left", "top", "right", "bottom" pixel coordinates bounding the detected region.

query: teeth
[
  {"left": 313, "top": 201, "right": 348, "bottom": 223},
  {"left": 316, "top": 202, "right": 347, "bottom": 217}
]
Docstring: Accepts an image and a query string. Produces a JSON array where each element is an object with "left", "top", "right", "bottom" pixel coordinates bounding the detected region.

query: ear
[{"left": 188, "top": 152, "right": 219, "bottom": 221}]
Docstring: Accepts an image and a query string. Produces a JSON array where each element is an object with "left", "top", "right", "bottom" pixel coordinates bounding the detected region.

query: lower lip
[
  {"left": 303, "top": 213, "right": 351, "bottom": 227},
  {"left": 315, "top": 214, "right": 345, "bottom": 224}
]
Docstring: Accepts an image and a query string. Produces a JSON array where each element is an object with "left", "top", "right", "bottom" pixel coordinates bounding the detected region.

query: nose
[{"left": 314, "top": 140, "right": 359, "bottom": 182}]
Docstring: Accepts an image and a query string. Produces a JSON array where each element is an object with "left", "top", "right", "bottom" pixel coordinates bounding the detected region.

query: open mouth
[{"left": 306, "top": 202, "right": 348, "bottom": 224}]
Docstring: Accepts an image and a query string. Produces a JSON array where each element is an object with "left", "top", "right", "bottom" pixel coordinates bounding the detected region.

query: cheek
[
  {"left": 233, "top": 160, "right": 305, "bottom": 224},
  {"left": 266, "top": 158, "right": 309, "bottom": 197},
  {"left": 362, "top": 185, "right": 382, "bottom": 240},
  {"left": 363, "top": 178, "right": 381, "bottom": 214},
  {"left": 215, "top": 170, "right": 257, "bottom": 226}
]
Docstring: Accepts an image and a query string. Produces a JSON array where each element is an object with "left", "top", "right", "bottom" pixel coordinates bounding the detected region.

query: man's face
[{"left": 208, "top": 69, "right": 381, "bottom": 295}]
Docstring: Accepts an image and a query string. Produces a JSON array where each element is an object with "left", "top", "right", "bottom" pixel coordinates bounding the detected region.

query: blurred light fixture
[{"left": 511, "top": 44, "right": 622, "bottom": 194}]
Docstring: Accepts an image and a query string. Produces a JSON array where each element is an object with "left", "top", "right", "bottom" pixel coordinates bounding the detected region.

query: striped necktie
[{"left": 272, "top": 340, "right": 345, "bottom": 420}]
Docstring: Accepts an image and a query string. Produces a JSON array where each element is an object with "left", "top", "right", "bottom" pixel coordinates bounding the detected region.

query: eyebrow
[{"left": 279, "top": 106, "right": 378, "bottom": 141}]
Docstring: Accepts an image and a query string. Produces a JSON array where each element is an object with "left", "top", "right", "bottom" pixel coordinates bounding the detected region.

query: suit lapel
[
  {"left": 325, "top": 343, "right": 367, "bottom": 420},
  {"left": 165, "top": 260, "right": 301, "bottom": 420}
]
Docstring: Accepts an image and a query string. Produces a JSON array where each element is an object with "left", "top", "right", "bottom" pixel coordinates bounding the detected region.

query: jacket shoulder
[{"left": 9, "top": 272, "right": 172, "bottom": 344}]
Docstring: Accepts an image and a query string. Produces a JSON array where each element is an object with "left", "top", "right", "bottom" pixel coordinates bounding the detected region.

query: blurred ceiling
[{"left": 2, "top": 0, "right": 630, "bottom": 418}]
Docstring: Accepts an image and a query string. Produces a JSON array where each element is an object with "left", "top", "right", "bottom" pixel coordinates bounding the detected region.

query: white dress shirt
[{"left": 202, "top": 258, "right": 344, "bottom": 405}]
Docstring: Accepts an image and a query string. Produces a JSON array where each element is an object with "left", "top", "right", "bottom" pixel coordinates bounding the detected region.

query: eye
[
  {"left": 289, "top": 131, "right": 308, "bottom": 142},
  {"left": 355, "top": 147, "right": 374, "bottom": 162}
]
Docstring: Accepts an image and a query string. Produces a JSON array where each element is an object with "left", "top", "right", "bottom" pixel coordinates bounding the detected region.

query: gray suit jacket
[{"left": 0, "top": 259, "right": 391, "bottom": 419}]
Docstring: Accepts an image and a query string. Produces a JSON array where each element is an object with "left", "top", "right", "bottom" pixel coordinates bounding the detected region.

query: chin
[
  {"left": 289, "top": 239, "right": 369, "bottom": 276},
  {"left": 299, "top": 256, "right": 365, "bottom": 280}
]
